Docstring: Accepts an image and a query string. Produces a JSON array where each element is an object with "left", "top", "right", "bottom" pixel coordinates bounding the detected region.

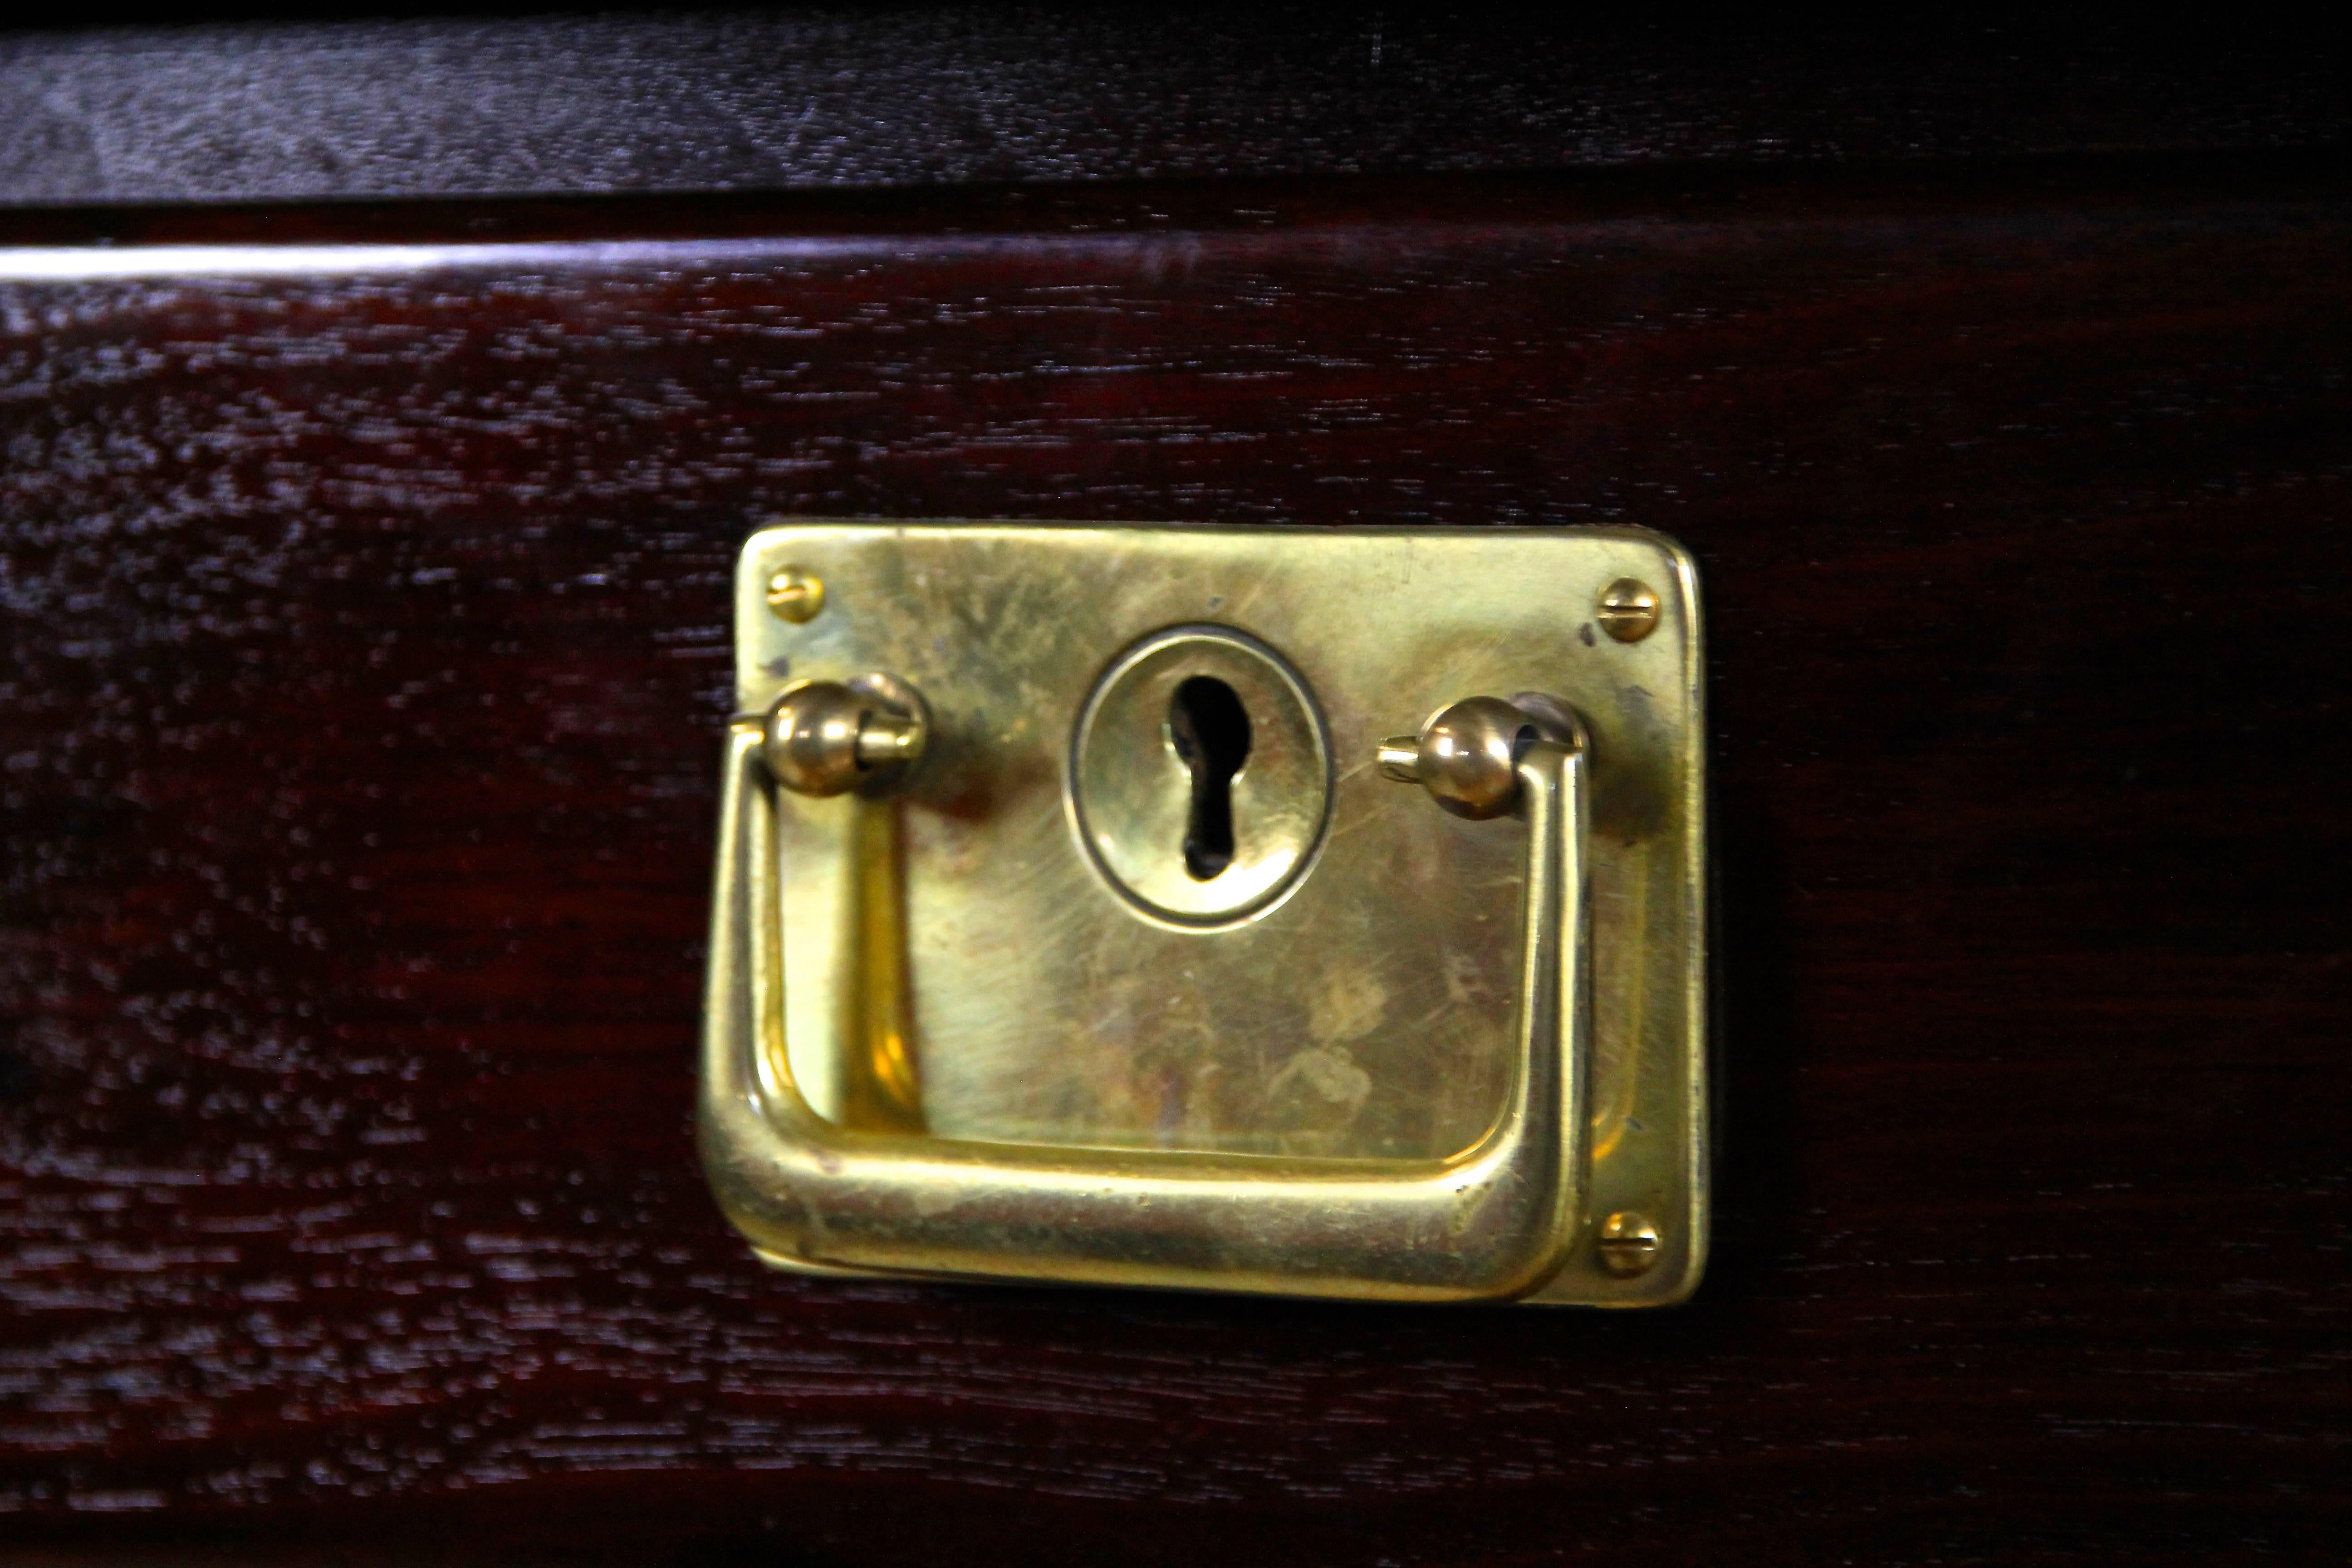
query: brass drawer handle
[
  {"left": 697, "top": 521, "right": 1708, "bottom": 1306},
  {"left": 699, "top": 690, "right": 1592, "bottom": 1303}
]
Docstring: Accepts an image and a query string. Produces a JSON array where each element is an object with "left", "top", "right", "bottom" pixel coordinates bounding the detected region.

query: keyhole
[{"left": 1168, "top": 676, "right": 1252, "bottom": 881}]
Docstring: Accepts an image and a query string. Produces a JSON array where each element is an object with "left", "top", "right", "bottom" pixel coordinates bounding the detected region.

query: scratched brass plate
[{"left": 735, "top": 523, "right": 1707, "bottom": 1305}]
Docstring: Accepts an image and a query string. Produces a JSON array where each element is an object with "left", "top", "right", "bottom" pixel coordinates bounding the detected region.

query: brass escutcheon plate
[
  {"left": 716, "top": 522, "right": 1708, "bottom": 1305},
  {"left": 1071, "top": 625, "right": 1333, "bottom": 926}
]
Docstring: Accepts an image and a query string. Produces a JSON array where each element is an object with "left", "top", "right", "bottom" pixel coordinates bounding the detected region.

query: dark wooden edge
[{"left": 0, "top": 143, "right": 2347, "bottom": 250}]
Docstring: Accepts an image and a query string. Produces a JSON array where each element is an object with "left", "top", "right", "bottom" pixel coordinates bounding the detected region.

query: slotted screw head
[
  {"left": 1596, "top": 578, "right": 1660, "bottom": 642},
  {"left": 1596, "top": 1211, "right": 1661, "bottom": 1276},
  {"left": 766, "top": 568, "right": 826, "bottom": 623}
]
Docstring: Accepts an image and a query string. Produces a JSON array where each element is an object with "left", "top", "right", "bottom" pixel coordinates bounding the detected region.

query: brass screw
[
  {"left": 1596, "top": 1210, "right": 1661, "bottom": 1276},
  {"left": 1596, "top": 578, "right": 1660, "bottom": 643},
  {"left": 766, "top": 568, "right": 826, "bottom": 624}
]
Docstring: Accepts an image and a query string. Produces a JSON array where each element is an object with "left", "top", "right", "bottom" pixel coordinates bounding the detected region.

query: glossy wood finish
[
  {"left": 1, "top": 160, "right": 2347, "bottom": 1561},
  {"left": 5, "top": 9, "right": 2347, "bottom": 206}
]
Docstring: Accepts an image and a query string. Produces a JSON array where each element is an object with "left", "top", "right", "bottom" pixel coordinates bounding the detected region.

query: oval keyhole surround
[
  {"left": 1070, "top": 626, "right": 1331, "bottom": 927},
  {"left": 1168, "top": 676, "right": 1252, "bottom": 880}
]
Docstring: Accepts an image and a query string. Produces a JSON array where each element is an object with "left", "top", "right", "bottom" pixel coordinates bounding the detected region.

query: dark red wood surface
[
  {"left": 6, "top": 9, "right": 2348, "bottom": 207},
  {"left": 1, "top": 159, "right": 2347, "bottom": 1562}
]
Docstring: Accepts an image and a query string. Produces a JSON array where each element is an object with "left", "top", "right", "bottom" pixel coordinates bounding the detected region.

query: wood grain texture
[
  {"left": 0, "top": 159, "right": 2347, "bottom": 1562},
  {"left": 4, "top": 7, "right": 2349, "bottom": 206}
]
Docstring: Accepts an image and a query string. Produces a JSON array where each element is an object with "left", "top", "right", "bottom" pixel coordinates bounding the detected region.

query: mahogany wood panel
[
  {"left": 1, "top": 160, "right": 2347, "bottom": 1562},
  {"left": 5, "top": 8, "right": 2348, "bottom": 206}
]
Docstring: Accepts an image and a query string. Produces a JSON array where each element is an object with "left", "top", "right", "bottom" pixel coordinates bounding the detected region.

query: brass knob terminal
[
  {"left": 764, "top": 676, "right": 928, "bottom": 797},
  {"left": 1378, "top": 695, "right": 1586, "bottom": 820}
]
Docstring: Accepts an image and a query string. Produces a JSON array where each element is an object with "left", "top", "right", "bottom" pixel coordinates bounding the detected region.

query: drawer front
[{"left": 1, "top": 165, "right": 2347, "bottom": 1560}]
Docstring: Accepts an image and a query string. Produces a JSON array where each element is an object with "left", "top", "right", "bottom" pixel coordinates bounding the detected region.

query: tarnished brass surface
[{"left": 703, "top": 523, "right": 1708, "bottom": 1306}]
